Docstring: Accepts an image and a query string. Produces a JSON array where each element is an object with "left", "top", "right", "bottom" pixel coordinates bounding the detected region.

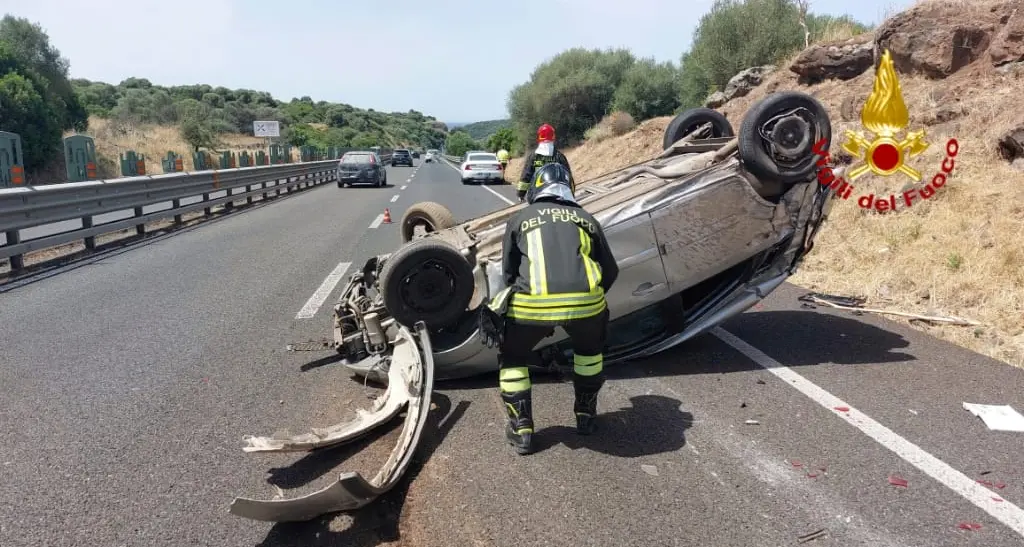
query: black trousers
[{"left": 497, "top": 308, "right": 609, "bottom": 394}]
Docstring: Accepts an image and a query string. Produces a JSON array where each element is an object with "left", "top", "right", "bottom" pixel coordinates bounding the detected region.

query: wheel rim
[
  {"left": 399, "top": 259, "right": 457, "bottom": 315},
  {"left": 757, "top": 107, "right": 817, "bottom": 168}
]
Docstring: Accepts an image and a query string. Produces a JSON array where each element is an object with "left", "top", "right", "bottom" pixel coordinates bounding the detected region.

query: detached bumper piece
[{"left": 229, "top": 322, "right": 435, "bottom": 522}]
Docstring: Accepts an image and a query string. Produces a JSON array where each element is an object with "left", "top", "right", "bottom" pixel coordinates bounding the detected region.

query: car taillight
[
  {"left": 464, "top": 164, "right": 471, "bottom": 170},
  {"left": 368, "top": 156, "right": 376, "bottom": 165}
]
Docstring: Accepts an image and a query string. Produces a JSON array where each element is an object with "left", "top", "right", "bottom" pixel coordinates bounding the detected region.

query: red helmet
[{"left": 537, "top": 123, "right": 555, "bottom": 143}]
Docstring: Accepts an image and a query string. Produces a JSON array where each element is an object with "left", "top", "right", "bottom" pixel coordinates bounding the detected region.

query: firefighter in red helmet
[{"left": 517, "top": 123, "right": 572, "bottom": 202}]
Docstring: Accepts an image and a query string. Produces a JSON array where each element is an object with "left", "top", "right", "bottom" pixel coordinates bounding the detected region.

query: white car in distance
[{"left": 459, "top": 152, "right": 504, "bottom": 185}]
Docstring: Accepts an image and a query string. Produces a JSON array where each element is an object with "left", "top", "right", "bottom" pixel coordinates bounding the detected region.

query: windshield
[
  {"left": 341, "top": 154, "right": 373, "bottom": 164},
  {"left": 394, "top": 150, "right": 410, "bottom": 155},
  {"left": 468, "top": 154, "right": 497, "bottom": 162}
]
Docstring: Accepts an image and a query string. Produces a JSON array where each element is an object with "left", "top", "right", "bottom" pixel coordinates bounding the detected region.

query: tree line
[
  {"left": 499, "top": 0, "right": 870, "bottom": 152},
  {"left": 0, "top": 14, "right": 449, "bottom": 172}
]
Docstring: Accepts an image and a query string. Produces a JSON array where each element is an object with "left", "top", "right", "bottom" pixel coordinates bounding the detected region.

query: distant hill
[{"left": 458, "top": 119, "right": 511, "bottom": 141}]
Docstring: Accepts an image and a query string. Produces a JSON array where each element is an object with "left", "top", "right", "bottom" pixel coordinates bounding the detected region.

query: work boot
[
  {"left": 501, "top": 390, "right": 535, "bottom": 455},
  {"left": 573, "top": 375, "right": 604, "bottom": 436}
]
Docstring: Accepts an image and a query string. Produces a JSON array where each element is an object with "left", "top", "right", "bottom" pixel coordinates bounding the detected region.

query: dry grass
[
  {"left": 584, "top": 111, "right": 637, "bottom": 144},
  {"left": 64, "top": 116, "right": 284, "bottom": 175},
  {"left": 548, "top": 27, "right": 1024, "bottom": 366}
]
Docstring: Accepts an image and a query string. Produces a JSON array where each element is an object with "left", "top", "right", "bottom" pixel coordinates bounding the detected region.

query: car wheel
[
  {"left": 400, "top": 201, "right": 457, "bottom": 243},
  {"left": 662, "top": 108, "right": 735, "bottom": 150},
  {"left": 337, "top": 181, "right": 343, "bottom": 188},
  {"left": 738, "top": 91, "right": 831, "bottom": 184},
  {"left": 379, "top": 238, "right": 475, "bottom": 330}
]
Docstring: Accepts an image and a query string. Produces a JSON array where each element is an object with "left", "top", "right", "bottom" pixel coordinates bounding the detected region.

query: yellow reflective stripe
[
  {"left": 499, "top": 367, "right": 531, "bottom": 393},
  {"left": 488, "top": 287, "right": 512, "bottom": 311},
  {"left": 507, "top": 300, "right": 606, "bottom": 322},
  {"left": 578, "top": 227, "right": 601, "bottom": 292},
  {"left": 525, "top": 229, "right": 548, "bottom": 295},
  {"left": 511, "top": 290, "right": 604, "bottom": 308},
  {"left": 573, "top": 353, "right": 603, "bottom": 377}
]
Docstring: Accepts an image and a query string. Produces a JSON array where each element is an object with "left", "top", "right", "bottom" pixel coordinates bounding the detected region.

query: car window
[
  {"left": 341, "top": 154, "right": 372, "bottom": 164},
  {"left": 468, "top": 154, "right": 497, "bottom": 162}
]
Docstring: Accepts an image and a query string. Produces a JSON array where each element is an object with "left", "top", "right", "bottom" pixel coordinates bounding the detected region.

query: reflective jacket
[
  {"left": 496, "top": 198, "right": 619, "bottom": 324},
  {"left": 517, "top": 149, "right": 572, "bottom": 196}
]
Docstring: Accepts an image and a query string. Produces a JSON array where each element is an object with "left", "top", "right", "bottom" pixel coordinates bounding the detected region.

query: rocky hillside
[{"left": 511, "top": 0, "right": 1024, "bottom": 367}]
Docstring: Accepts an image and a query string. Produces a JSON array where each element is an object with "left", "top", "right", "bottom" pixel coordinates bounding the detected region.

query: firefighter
[
  {"left": 496, "top": 148, "right": 510, "bottom": 183},
  {"left": 478, "top": 163, "right": 619, "bottom": 455},
  {"left": 517, "top": 123, "right": 572, "bottom": 202}
]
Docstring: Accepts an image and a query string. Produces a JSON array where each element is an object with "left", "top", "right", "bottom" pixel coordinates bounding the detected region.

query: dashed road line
[
  {"left": 712, "top": 326, "right": 1024, "bottom": 538},
  {"left": 295, "top": 260, "right": 351, "bottom": 319},
  {"left": 441, "top": 157, "right": 517, "bottom": 206},
  {"left": 401, "top": 185, "right": 407, "bottom": 190},
  {"left": 390, "top": 195, "right": 400, "bottom": 203},
  {"left": 368, "top": 214, "right": 384, "bottom": 229}
]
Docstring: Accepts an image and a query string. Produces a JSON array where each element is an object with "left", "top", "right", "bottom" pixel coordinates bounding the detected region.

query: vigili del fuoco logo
[{"left": 812, "top": 49, "right": 959, "bottom": 213}]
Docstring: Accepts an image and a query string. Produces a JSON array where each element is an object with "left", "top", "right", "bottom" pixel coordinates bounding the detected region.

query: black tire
[
  {"left": 337, "top": 181, "right": 343, "bottom": 188},
  {"left": 380, "top": 238, "right": 475, "bottom": 329},
  {"left": 400, "top": 201, "right": 457, "bottom": 243},
  {"left": 662, "top": 108, "right": 735, "bottom": 150},
  {"left": 738, "top": 91, "right": 832, "bottom": 184}
]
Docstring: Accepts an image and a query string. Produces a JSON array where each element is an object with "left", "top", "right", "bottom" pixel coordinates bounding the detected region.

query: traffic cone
[{"left": 382, "top": 208, "right": 392, "bottom": 224}]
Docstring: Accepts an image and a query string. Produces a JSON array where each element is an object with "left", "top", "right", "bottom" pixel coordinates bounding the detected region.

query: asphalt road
[{"left": 1, "top": 158, "right": 1022, "bottom": 547}]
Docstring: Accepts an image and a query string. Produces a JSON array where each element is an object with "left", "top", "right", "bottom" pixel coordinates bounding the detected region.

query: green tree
[
  {"left": 486, "top": 127, "right": 519, "bottom": 154},
  {"left": 445, "top": 130, "right": 478, "bottom": 157},
  {"left": 507, "top": 48, "right": 638, "bottom": 147},
  {"left": 0, "top": 16, "right": 87, "bottom": 169},
  {"left": 612, "top": 58, "right": 681, "bottom": 120}
]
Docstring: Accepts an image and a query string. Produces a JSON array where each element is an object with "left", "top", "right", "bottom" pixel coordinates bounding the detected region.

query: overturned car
[{"left": 230, "top": 92, "right": 838, "bottom": 522}]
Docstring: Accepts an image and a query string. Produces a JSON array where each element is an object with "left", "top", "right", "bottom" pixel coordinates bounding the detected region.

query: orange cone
[{"left": 382, "top": 208, "right": 392, "bottom": 224}]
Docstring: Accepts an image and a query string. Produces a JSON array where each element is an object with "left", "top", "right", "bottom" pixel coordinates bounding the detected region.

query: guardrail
[{"left": 0, "top": 157, "right": 370, "bottom": 271}]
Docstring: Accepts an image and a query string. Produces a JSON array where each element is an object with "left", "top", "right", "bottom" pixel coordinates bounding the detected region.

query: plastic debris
[
  {"left": 744, "top": 419, "right": 760, "bottom": 425},
  {"left": 888, "top": 475, "right": 908, "bottom": 488},
  {"left": 993, "top": 497, "right": 1004, "bottom": 502},
  {"left": 834, "top": 406, "right": 850, "bottom": 412},
  {"left": 791, "top": 460, "right": 804, "bottom": 468},
  {"left": 641, "top": 464, "right": 659, "bottom": 477},
  {"left": 957, "top": 522, "right": 982, "bottom": 531},
  {"left": 962, "top": 403, "right": 1024, "bottom": 432}
]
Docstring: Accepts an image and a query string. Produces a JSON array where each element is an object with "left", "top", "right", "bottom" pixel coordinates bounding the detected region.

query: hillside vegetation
[
  {"left": 501, "top": 0, "right": 869, "bottom": 151},
  {"left": 458, "top": 119, "right": 510, "bottom": 141},
  {"left": 511, "top": 0, "right": 1024, "bottom": 367},
  {"left": 1, "top": 13, "right": 448, "bottom": 182}
]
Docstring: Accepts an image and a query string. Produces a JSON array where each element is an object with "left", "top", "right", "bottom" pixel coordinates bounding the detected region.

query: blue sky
[{"left": 2, "top": 0, "right": 913, "bottom": 124}]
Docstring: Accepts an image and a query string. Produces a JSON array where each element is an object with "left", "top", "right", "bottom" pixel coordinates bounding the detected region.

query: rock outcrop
[
  {"left": 789, "top": 35, "right": 874, "bottom": 84},
  {"left": 704, "top": 65, "right": 776, "bottom": 108}
]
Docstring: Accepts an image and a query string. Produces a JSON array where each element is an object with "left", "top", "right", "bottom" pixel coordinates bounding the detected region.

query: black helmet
[{"left": 526, "top": 163, "right": 576, "bottom": 205}]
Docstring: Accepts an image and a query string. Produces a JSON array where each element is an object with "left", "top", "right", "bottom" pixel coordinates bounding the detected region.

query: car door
[{"left": 601, "top": 208, "right": 672, "bottom": 321}]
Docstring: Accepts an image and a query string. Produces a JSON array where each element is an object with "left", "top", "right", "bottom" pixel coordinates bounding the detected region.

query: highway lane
[
  {"left": 0, "top": 161, "right": 436, "bottom": 546},
  {"left": 3, "top": 156, "right": 1023, "bottom": 547}
]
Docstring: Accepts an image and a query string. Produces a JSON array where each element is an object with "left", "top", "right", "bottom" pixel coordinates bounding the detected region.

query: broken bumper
[{"left": 229, "top": 321, "right": 435, "bottom": 522}]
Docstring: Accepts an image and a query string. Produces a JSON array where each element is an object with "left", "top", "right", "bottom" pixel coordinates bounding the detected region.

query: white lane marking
[
  {"left": 481, "top": 184, "right": 515, "bottom": 205},
  {"left": 369, "top": 214, "right": 384, "bottom": 229},
  {"left": 390, "top": 194, "right": 400, "bottom": 203},
  {"left": 296, "top": 261, "right": 351, "bottom": 319},
  {"left": 441, "top": 157, "right": 516, "bottom": 205},
  {"left": 401, "top": 185, "right": 407, "bottom": 190},
  {"left": 712, "top": 327, "right": 1024, "bottom": 538}
]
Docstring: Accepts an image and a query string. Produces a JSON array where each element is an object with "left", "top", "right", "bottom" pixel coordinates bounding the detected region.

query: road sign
[{"left": 253, "top": 121, "right": 280, "bottom": 138}]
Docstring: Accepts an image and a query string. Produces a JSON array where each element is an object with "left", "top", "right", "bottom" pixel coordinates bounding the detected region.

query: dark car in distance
[
  {"left": 412, "top": 150, "right": 421, "bottom": 159},
  {"left": 391, "top": 149, "right": 414, "bottom": 167},
  {"left": 337, "top": 152, "right": 387, "bottom": 188}
]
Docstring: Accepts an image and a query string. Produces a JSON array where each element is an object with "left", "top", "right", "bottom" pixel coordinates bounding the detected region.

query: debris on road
[
  {"left": 641, "top": 464, "right": 659, "bottom": 477},
  {"left": 798, "top": 292, "right": 981, "bottom": 326},
  {"left": 962, "top": 402, "right": 1024, "bottom": 432},
  {"left": 833, "top": 406, "right": 850, "bottom": 412},
  {"left": 888, "top": 475, "right": 909, "bottom": 488},
  {"left": 797, "top": 528, "right": 828, "bottom": 543},
  {"left": 976, "top": 479, "right": 1007, "bottom": 489},
  {"left": 957, "top": 522, "right": 982, "bottom": 531},
  {"left": 744, "top": 419, "right": 760, "bottom": 425}
]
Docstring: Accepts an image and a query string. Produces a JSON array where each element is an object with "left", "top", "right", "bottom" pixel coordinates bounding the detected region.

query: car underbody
[{"left": 230, "top": 92, "right": 840, "bottom": 522}]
